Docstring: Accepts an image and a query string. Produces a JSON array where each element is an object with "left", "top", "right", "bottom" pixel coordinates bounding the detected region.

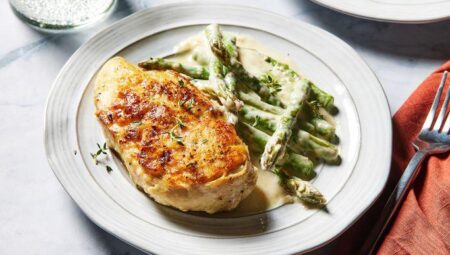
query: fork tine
[
  {"left": 433, "top": 71, "right": 449, "bottom": 131},
  {"left": 422, "top": 71, "right": 447, "bottom": 131},
  {"left": 443, "top": 113, "right": 450, "bottom": 133}
]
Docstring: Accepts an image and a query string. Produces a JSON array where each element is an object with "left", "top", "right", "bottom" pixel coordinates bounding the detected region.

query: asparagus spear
[
  {"left": 237, "top": 122, "right": 314, "bottom": 178},
  {"left": 239, "top": 104, "right": 339, "bottom": 162},
  {"left": 204, "top": 24, "right": 283, "bottom": 106},
  {"left": 239, "top": 104, "right": 278, "bottom": 132},
  {"left": 203, "top": 24, "right": 243, "bottom": 114},
  {"left": 260, "top": 75, "right": 310, "bottom": 171},
  {"left": 274, "top": 168, "right": 326, "bottom": 206},
  {"left": 238, "top": 90, "right": 283, "bottom": 115},
  {"left": 241, "top": 98, "right": 336, "bottom": 142},
  {"left": 204, "top": 24, "right": 238, "bottom": 67},
  {"left": 290, "top": 130, "right": 340, "bottom": 164},
  {"left": 208, "top": 56, "right": 243, "bottom": 113},
  {"left": 310, "top": 118, "right": 336, "bottom": 142},
  {"left": 138, "top": 58, "right": 209, "bottom": 79},
  {"left": 265, "top": 57, "right": 334, "bottom": 110}
]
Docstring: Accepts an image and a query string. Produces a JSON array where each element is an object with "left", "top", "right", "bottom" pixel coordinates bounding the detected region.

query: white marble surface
[{"left": 0, "top": 0, "right": 449, "bottom": 254}]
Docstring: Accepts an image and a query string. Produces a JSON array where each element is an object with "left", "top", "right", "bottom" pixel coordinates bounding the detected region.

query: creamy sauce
[
  {"left": 229, "top": 166, "right": 294, "bottom": 216},
  {"left": 166, "top": 33, "right": 321, "bottom": 216}
]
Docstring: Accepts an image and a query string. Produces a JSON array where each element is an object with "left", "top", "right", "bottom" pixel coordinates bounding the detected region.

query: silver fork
[{"left": 361, "top": 71, "right": 450, "bottom": 255}]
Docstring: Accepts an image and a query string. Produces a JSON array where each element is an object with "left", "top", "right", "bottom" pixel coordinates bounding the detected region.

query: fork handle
[{"left": 360, "top": 150, "right": 428, "bottom": 255}]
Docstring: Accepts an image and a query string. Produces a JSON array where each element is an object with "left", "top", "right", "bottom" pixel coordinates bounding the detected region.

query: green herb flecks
[
  {"left": 90, "top": 142, "right": 107, "bottom": 165},
  {"left": 170, "top": 127, "right": 184, "bottom": 145},
  {"left": 179, "top": 98, "right": 195, "bottom": 111},
  {"left": 178, "top": 79, "right": 185, "bottom": 87},
  {"left": 176, "top": 117, "right": 186, "bottom": 128},
  {"left": 169, "top": 117, "right": 186, "bottom": 145},
  {"left": 260, "top": 72, "right": 282, "bottom": 96},
  {"left": 106, "top": 165, "right": 113, "bottom": 173}
]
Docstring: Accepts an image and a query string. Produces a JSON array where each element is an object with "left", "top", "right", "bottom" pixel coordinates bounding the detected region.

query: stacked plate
[{"left": 311, "top": 0, "right": 450, "bottom": 23}]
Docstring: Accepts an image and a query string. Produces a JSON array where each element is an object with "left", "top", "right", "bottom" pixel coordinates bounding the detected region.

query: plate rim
[
  {"left": 310, "top": 0, "right": 450, "bottom": 23},
  {"left": 44, "top": 2, "right": 392, "bottom": 254}
]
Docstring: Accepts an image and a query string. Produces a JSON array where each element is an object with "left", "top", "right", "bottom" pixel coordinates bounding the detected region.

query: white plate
[
  {"left": 311, "top": 0, "right": 450, "bottom": 23},
  {"left": 45, "top": 3, "right": 392, "bottom": 254}
]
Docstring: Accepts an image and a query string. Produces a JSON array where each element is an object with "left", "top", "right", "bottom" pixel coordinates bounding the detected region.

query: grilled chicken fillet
[{"left": 94, "top": 57, "right": 256, "bottom": 214}]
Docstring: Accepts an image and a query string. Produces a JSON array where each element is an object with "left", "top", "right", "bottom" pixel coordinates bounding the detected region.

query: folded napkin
[{"left": 329, "top": 61, "right": 450, "bottom": 255}]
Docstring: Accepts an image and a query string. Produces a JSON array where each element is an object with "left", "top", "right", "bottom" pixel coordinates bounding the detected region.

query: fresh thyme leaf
[
  {"left": 106, "top": 165, "right": 113, "bottom": 173},
  {"left": 178, "top": 79, "right": 185, "bottom": 87},
  {"left": 91, "top": 142, "right": 108, "bottom": 165},
  {"left": 169, "top": 125, "right": 184, "bottom": 145},
  {"left": 91, "top": 154, "right": 99, "bottom": 165},
  {"left": 176, "top": 117, "right": 185, "bottom": 128},
  {"left": 186, "top": 98, "right": 195, "bottom": 111},
  {"left": 260, "top": 72, "right": 282, "bottom": 96},
  {"left": 170, "top": 130, "right": 184, "bottom": 145},
  {"left": 252, "top": 115, "right": 261, "bottom": 127},
  {"left": 179, "top": 98, "right": 195, "bottom": 111}
]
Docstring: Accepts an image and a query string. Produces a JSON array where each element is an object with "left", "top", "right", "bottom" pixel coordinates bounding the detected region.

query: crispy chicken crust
[{"left": 94, "top": 57, "right": 256, "bottom": 213}]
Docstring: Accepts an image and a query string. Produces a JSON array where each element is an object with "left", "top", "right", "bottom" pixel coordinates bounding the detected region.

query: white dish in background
[
  {"left": 311, "top": 0, "right": 450, "bottom": 23},
  {"left": 44, "top": 3, "right": 392, "bottom": 254}
]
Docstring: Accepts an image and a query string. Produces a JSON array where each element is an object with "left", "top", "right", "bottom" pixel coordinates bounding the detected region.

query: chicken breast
[{"left": 94, "top": 57, "right": 256, "bottom": 214}]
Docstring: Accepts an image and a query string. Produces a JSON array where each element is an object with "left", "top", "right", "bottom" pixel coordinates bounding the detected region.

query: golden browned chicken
[{"left": 94, "top": 57, "right": 256, "bottom": 213}]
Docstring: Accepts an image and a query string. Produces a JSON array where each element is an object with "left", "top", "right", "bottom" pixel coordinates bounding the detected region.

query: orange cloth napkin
[{"left": 329, "top": 61, "right": 450, "bottom": 255}]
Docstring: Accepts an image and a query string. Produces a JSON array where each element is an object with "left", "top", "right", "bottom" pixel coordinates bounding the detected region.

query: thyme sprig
[
  {"left": 179, "top": 98, "right": 195, "bottom": 111},
  {"left": 260, "top": 72, "right": 282, "bottom": 96},
  {"left": 90, "top": 142, "right": 107, "bottom": 165},
  {"left": 168, "top": 117, "right": 186, "bottom": 145}
]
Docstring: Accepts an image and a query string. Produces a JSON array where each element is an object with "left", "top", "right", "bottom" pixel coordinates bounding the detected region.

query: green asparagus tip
[
  {"left": 331, "top": 135, "right": 340, "bottom": 145},
  {"left": 328, "top": 105, "right": 339, "bottom": 115},
  {"left": 286, "top": 178, "right": 327, "bottom": 207},
  {"left": 326, "top": 155, "right": 342, "bottom": 165}
]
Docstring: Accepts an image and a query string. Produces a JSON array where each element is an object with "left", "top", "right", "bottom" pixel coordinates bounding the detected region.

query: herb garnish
[
  {"left": 252, "top": 115, "right": 261, "bottom": 127},
  {"left": 201, "top": 138, "right": 208, "bottom": 144},
  {"left": 90, "top": 142, "right": 107, "bottom": 165},
  {"left": 168, "top": 117, "right": 185, "bottom": 145},
  {"left": 169, "top": 127, "right": 184, "bottom": 145},
  {"left": 178, "top": 79, "right": 185, "bottom": 87},
  {"left": 176, "top": 117, "right": 185, "bottom": 128},
  {"left": 106, "top": 165, "right": 113, "bottom": 173},
  {"left": 179, "top": 98, "right": 195, "bottom": 111},
  {"left": 260, "top": 72, "right": 282, "bottom": 96}
]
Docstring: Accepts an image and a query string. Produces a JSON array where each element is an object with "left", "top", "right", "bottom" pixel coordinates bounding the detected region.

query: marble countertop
[{"left": 0, "top": 0, "right": 449, "bottom": 254}]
